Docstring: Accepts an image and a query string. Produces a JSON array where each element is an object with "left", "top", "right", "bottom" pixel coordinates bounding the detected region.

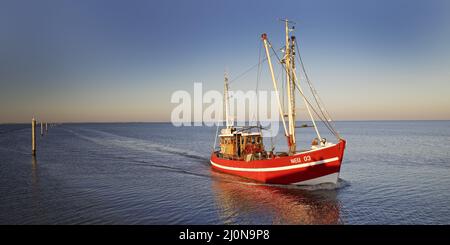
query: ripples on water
[{"left": 0, "top": 121, "right": 449, "bottom": 224}]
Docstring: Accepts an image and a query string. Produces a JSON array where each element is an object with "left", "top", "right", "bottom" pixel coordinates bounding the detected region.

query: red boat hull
[{"left": 210, "top": 139, "right": 346, "bottom": 185}]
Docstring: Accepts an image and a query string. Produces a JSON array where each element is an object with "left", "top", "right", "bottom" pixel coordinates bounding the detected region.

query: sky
[{"left": 0, "top": 0, "right": 449, "bottom": 123}]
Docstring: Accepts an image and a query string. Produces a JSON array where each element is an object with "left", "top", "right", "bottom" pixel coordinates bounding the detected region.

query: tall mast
[
  {"left": 282, "top": 19, "right": 296, "bottom": 154},
  {"left": 290, "top": 35, "right": 296, "bottom": 143},
  {"left": 261, "top": 33, "right": 289, "bottom": 138},
  {"left": 283, "top": 20, "right": 322, "bottom": 147},
  {"left": 224, "top": 72, "right": 232, "bottom": 128}
]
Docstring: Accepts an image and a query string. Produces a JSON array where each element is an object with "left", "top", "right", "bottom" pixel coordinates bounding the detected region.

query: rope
[
  {"left": 267, "top": 40, "right": 340, "bottom": 140},
  {"left": 294, "top": 39, "right": 341, "bottom": 138},
  {"left": 256, "top": 40, "right": 262, "bottom": 93},
  {"left": 229, "top": 47, "right": 283, "bottom": 85},
  {"left": 213, "top": 119, "right": 220, "bottom": 151},
  {"left": 252, "top": 40, "right": 263, "bottom": 126},
  {"left": 281, "top": 62, "right": 285, "bottom": 111}
]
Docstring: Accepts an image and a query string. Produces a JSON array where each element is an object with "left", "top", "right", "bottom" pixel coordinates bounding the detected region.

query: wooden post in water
[
  {"left": 32, "top": 118, "right": 36, "bottom": 156},
  {"left": 40, "top": 122, "right": 44, "bottom": 136},
  {"left": 45, "top": 122, "right": 48, "bottom": 132}
]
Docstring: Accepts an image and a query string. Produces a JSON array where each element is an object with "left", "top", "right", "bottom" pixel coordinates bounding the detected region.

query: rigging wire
[
  {"left": 213, "top": 119, "right": 220, "bottom": 151},
  {"left": 228, "top": 47, "right": 283, "bottom": 85},
  {"left": 267, "top": 40, "right": 340, "bottom": 140},
  {"left": 256, "top": 40, "right": 262, "bottom": 93},
  {"left": 281, "top": 61, "right": 285, "bottom": 112},
  {"left": 294, "top": 39, "right": 341, "bottom": 138},
  {"left": 252, "top": 40, "right": 263, "bottom": 127},
  {"left": 272, "top": 59, "right": 284, "bottom": 149}
]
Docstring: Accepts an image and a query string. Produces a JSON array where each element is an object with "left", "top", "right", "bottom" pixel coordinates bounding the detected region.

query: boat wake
[
  {"left": 63, "top": 127, "right": 208, "bottom": 161},
  {"left": 0, "top": 125, "right": 29, "bottom": 135},
  {"left": 62, "top": 127, "right": 213, "bottom": 179},
  {"left": 130, "top": 159, "right": 212, "bottom": 179}
]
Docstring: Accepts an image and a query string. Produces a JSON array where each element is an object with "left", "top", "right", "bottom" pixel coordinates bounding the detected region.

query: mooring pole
[
  {"left": 32, "top": 118, "right": 36, "bottom": 156},
  {"left": 45, "top": 122, "right": 48, "bottom": 132},
  {"left": 40, "top": 122, "right": 44, "bottom": 136}
]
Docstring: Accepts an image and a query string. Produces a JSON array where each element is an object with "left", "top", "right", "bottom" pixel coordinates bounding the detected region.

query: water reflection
[
  {"left": 31, "top": 156, "right": 41, "bottom": 203},
  {"left": 211, "top": 172, "right": 342, "bottom": 224},
  {"left": 31, "top": 155, "right": 44, "bottom": 221},
  {"left": 31, "top": 156, "right": 38, "bottom": 187}
]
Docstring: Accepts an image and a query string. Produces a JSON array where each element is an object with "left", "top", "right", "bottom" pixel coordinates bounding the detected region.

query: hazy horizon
[
  {"left": 2, "top": 119, "right": 450, "bottom": 125},
  {"left": 1, "top": 0, "right": 450, "bottom": 123}
]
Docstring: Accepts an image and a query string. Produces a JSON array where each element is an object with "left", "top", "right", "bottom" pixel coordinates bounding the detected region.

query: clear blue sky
[{"left": 1, "top": 0, "right": 449, "bottom": 123}]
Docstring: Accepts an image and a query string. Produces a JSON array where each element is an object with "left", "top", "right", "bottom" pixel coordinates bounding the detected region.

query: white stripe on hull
[
  {"left": 210, "top": 157, "right": 339, "bottom": 172},
  {"left": 292, "top": 172, "right": 339, "bottom": 185}
]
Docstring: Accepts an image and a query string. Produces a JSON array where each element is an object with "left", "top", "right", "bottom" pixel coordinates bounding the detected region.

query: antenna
[
  {"left": 279, "top": 18, "right": 296, "bottom": 33},
  {"left": 278, "top": 18, "right": 296, "bottom": 24}
]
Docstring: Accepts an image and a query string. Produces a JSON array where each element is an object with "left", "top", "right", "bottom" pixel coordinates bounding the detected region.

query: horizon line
[{"left": 1, "top": 119, "right": 450, "bottom": 125}]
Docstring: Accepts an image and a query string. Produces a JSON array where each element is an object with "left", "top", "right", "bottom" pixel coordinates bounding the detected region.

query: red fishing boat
[{"left": 210, "top": 19, "right": 346, "bottom": 185}]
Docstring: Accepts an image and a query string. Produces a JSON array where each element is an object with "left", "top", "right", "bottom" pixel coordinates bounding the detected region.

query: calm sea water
[{"left": 0, "top": 121, "right": 449, "bottom": 224}]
